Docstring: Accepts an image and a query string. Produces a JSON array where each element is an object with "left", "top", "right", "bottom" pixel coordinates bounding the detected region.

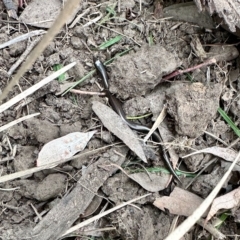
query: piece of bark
[{"left": 32, "top": 146, "right": 128, "bottom": 240}]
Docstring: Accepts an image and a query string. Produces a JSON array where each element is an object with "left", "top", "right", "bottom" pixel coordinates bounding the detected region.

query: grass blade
[{"left": 218, "top": 107, "right": 240, "bottom": 137}]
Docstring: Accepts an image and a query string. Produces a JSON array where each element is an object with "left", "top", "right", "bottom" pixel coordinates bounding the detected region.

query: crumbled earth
[{"left": 0, "top": 0, "right": 240, "bottom": 239}]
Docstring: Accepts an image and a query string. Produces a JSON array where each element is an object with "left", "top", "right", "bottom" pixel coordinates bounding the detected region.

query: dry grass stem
[
  {"left": 8, "top": 36, "right": 42, "bottom": 76},
  {"left": 0, "top": 62, "right": 76, "bottom": 114},
  {"left": 0, "top": 112, "right": 40, "bottom": 132},
  {"left": 144, "top": 105, "right": 167, "bottom": 142},
  {"left": 0, "top": 30, "right": 46, "bottom": 49}
]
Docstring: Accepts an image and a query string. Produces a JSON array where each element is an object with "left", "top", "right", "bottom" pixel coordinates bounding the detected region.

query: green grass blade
[
  {"left": 218, "top": 107, "right": 240, "bottom": 137},
  {"left": 53, "top": 64, "right": 65, "bottom": 82},
  {"left": 98, "top": 35, "right": 122, "bottom": 50}
]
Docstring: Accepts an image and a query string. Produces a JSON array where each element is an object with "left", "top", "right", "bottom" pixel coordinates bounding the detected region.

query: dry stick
[
  {"left": 0, "top": 62, "right": 76, "bottom": 114},
  {"left": 0, "top": 30, "right": 45, "bottom": 49},
  {"left": 165, "top": 151, "right": 240, "bottom": 240},
  {"left": 0, "top": 0, "right": 82, "bottom": 103},
  {"left": 197, "top": 219, "right": 225, "bottom": 239},
  {"left": 0, "top": 112, "right": 40, "bottom": 132},
  {"left": 8, "top": 36, "right": 42, "bottom": 76},
  {"left": 70, "top": 89, "right": 105, "bottom": 96},
  {"left": 162, "top": 58, "right": 217, "bottom": 81}
]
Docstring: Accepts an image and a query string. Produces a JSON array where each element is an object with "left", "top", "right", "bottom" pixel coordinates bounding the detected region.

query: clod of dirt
[
  {"left": 123, "top": 96, "right": 151, "bottom": 116},
  {"left": 96, "top": 130, "right": 115, "bottom": 144},
  {"left": 14, "top": 146, "right": 36, "bottom": 173},
  {"left": 19, "top": 173, "right": 67, "bottom": 201},
  {"left": 110, "top": 205, "right": 170, "bottom": 239},
  {"left": 9, "top": 33, "right": 27, "bottom": 57},
  {"left": 166, "top": 82, "right": 222, "bottom": 138},
  {"left": 59, "top": 122, "right": 82, "bottom": 136},
  {"left": 109, "top": 44, "right": 181, "bottom": 99},
  {"left": 205, "top": 119, "right": 230, "bottom": 145},
  {"left": 45, "top": 53, "right": 60, "bottom": 67},
  {"left": 207, "top": 45, "right": 239, "bottom": 62},
  {"left": 19, "top": 0, "right": 82, "bottom": 28},
  {"left": 24, "top": 118, "right": 59, "bottom": 143},
  {"left": 191, "top": 166, "right": 226, "bottom": 198},
  {"left": 101, "top": 172, "right": 148, "bottom": 204}
]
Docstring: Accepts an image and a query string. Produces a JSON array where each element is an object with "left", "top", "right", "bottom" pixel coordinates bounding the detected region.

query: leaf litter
[
  {"left": 37, "top": 130, "right": 97, "bottom": 166},
  {"left": 206, "top": 187, "right": 240, "bottom": 222},
  {"left": 92, "top": 100, "right": 147, "bottom": 163},
  {"left": 1, "top": 1, "right": 240, "bottom": 236}
]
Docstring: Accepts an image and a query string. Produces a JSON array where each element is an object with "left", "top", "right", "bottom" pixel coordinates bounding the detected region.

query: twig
[
  {"left": 0, "top": 30, "right": 45, "bottom": 49},
  {"left": 0, "top": 62, "right": 76, "bottom": 114},
  {"left": 162, "top": 58, "right": 217, "bottom": 81},
  {"left": 8, "top": 36, "right": 42, "bottom": 76},
  {"left": 0, "top": 112, "right": 40, "bottom": 132},
  {"left": 70, "top": 89, "right": 105, "bottom": 96}
]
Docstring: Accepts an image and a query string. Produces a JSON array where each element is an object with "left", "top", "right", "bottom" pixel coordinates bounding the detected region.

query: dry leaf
[
  {"left": 183, "top": 146, "right": 238, "bottom": 162},
  {"left": 92, "top": 101, "right": 147, "bottom": 163},
  {"left": 81, "top": 194, "right": 103, "bottom": 218},
  {"left": 37, "top": 131, "right": 96, "bottom": 166},
  {"left": 206, "top": 187, "right": 240, "bottom": 222},
  {"left": 154, "top": 187, "right": 207, "bottom": 217},
  {"left": 129, "top": 172, "right": 170, "bottom": 192}
]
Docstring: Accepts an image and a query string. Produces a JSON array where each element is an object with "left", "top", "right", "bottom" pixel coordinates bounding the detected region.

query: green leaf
[
  {"left": 98, "top": 35, "right": 122, "bottom": 50},
  {"left": 106, "top": 6, "right": 116, "bottom": 16}
]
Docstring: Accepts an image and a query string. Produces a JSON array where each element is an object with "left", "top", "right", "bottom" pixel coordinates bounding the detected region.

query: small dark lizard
[{"left": 94, "top": 59, "right": 181, "bottom": 182}]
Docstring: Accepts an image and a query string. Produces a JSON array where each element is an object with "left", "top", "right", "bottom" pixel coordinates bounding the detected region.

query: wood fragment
[{"left": 32, "top": 146, "right": 128, "bottom": 240}]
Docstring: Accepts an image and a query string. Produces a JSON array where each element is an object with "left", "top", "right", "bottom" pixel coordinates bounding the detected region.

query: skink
[{"left": 94, "top": 59, "right": 181, "bottom": 183}]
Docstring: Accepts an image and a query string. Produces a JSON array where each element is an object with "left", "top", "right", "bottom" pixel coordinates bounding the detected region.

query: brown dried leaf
[
  {"left": 206, "top": 187, "right": 240, "bottom": 222},
  {"left": 92, "top": 101, "right": 147, "bottom": 163},
  {"left": 81, "top": 194, "right": 103, "bottom": 218},
  {"left": 129, "top": 172, "right": 170, "bottom": 192},
  {"left": 154, "top": 187, "right": 207, "bottom": 217},
  {"left": 37, "top": 131, "right": 96, "bottom": 166},
  {"left": 183, "top": 146, "right": 238, "bottom": 162}
]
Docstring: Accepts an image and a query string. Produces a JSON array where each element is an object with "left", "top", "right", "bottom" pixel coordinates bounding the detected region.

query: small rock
[
  {"left": 109, "top": 44, "right": 181, "bottom": 99},
  {"left": 71, "top": 36, "right": 84, "bottom": 49},
  {"left": 166, "top": 82, "right": 222, "bottom": 138},
  {"left": 24, "top": 118, "right": 59, "bottom": 143},
  {"left": 20, "top": 174, "right": 66, "bottom": 201},
  {"left": 46, "top": 53, "right": 60, "bottom": 66}
]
